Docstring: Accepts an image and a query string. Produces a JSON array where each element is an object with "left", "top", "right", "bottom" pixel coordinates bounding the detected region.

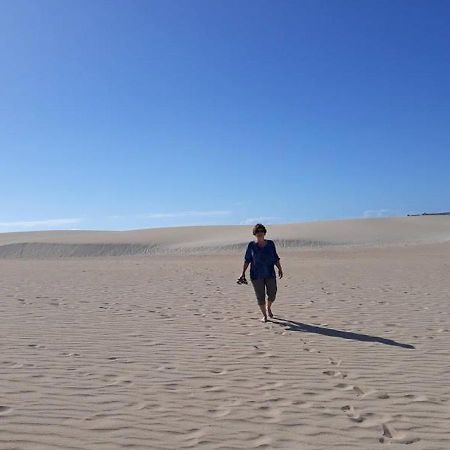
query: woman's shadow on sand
[{"left": 270, "top": 318, "right": 415, "bottom": 349}]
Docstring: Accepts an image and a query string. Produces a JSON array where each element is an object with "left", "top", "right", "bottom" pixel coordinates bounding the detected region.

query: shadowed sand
[
  {"left": 0, "top": 217, "right": 449, "bottom": 449},
  {"left": 271, "top": 318, "right": 415, "bottom": 349}
]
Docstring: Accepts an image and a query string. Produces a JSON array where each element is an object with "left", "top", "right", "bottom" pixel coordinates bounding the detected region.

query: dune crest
[{"left": 0, "top": 217, "right": 449, "bottom": 258}]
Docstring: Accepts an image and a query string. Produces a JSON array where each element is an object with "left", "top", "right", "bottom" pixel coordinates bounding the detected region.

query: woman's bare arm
[
  {"left": 275, "top": 260, "right": 283, "bottom": 278},
  {"left": 241, "top": 261, "right": 250, "bottom": 277}
]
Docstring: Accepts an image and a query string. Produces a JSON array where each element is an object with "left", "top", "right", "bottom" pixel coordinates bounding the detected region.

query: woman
[{"left": 238, "top": 223, "right": 283, "bottom": 322}]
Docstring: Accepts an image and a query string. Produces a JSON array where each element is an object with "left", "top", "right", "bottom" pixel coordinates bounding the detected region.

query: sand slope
[
  {"left": 0, "top": 216, "right": 449, "bottom": 258},
  {"left": 0, "top": 219, "right": 449, "bottom": 449}
]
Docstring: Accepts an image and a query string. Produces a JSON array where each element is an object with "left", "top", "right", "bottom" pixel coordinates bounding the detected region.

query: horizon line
[{"left": 1, "top": 214, "right": 447, "bottom": 235}]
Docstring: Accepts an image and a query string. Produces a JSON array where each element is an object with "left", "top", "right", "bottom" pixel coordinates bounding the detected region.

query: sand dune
[
  {"left": 1, "top": 218, "right": 449, "bottom": 449},
  {"left": 0, "top": 216, "right": 449, "bottom": 258}
]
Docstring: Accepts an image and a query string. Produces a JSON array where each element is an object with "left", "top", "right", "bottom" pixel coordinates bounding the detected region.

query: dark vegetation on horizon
[{"left": 407, "top": 212, "right": 450, "bottom": 216}]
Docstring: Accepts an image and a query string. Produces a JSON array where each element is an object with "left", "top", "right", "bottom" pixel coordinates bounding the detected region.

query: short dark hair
[{"left": 252, "top": 223, "right": 267, "bottom": 235}]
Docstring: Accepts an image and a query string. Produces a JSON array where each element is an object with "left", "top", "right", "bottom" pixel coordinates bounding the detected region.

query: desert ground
[{"left": 1, "top": 217, "right": 449, "bottom": 450}]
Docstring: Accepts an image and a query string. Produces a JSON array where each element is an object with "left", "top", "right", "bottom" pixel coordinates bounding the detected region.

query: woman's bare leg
[
  {"left": 267, "top": 300, "right": 274, "bottom": 318},
  {"left": 258, "top": 303, "right": 267, "bottom": 322}
]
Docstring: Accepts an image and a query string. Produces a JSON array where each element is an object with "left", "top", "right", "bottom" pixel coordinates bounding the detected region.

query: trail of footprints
[
  {"left": 5, "top": 288, "right": 424, "bottom": 446},
  {"left": 277, "top": 324, "right": 421, "bottom": 445}
]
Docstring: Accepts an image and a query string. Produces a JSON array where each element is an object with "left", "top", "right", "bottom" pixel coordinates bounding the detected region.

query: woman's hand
[
  {"left": 278, "top": 268, "right": 283, "bottom": 279},
  {"left": 237, "top": 275, "right": 248, "bottom": 285}
]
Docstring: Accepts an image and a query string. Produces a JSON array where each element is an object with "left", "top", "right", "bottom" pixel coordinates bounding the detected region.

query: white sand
[
  {"left": 0, "top": 216, "right": 449, "bottom": 257},
  {"left": 0, "top": 217, "right": 449, "bottom": 449}
]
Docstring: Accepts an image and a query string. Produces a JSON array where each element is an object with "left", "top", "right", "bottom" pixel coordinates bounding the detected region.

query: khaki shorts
[{"left": 251, "top": 277, "right": 277, "bottom": 305}]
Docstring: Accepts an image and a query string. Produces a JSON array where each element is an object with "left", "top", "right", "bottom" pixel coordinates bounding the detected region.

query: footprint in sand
[
  {"left": 377, "top": 392, "right": 390, "bottom": 399},
  {"left": 363, "top": 389, "right": 390, "bottom": 400},
  {"left": 352, "top": 386, "right": 365, "bottom": 396},
  {"left": 403, "top": 394, "right": 440, "bottom": 404},
  {"left": 323, "top": 369, "right": 347, "bottom": 379},
  {"left": 341, "top": 405, "right": 365, "bottom": 423},
  {"left": 336, "top": 383, "right": 365, "bottom": 397},
  {"left": 303, "top": 347, "right": 320, "bottom": 353},
  {"left": 379, "top": 423, "right": 420, "bottom": 445},
  {"left": 328, "top": 357, "right": 342, "bottom": 367}
]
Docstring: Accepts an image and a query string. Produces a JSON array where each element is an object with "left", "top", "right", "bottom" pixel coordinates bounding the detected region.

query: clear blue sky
[{"left": 1, "top": 0, "right": 449, "bottom": 231}]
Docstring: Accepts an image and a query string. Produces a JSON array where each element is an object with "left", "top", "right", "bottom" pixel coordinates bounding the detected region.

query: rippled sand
[{"left": 1, "top": 238, "right": 449, "bottom": 449}]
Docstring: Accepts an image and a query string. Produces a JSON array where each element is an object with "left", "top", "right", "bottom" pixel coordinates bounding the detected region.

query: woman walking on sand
[{"left": 238, "top": 224, "right": 283, "bottom": 322}]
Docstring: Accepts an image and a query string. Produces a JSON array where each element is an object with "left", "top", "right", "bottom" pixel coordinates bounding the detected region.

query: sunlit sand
[{"left": 1, "top": 217, "right": 449, "bottom": 449}]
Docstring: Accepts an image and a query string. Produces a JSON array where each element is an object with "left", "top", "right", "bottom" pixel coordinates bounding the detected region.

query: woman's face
[{"left": 255, "top": 231, "right": 266, "bottom": 242}]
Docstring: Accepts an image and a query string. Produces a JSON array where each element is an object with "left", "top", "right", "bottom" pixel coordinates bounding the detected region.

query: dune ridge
[{"left": 0, "top": 217, "right": 449, "bottom": 258}]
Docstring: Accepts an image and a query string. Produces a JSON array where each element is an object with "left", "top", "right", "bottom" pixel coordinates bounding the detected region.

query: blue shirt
[{"left": 244, "top": 240, "right": 280, "bottom": 280}]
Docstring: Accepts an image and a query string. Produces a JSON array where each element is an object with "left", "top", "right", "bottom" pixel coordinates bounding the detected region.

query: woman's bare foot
[
  {"left": 258, "top": 304, "right": 267, "bottom": 322},
  {"left": 267, "top": 302, "right": 274, "bottom": 318}
]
